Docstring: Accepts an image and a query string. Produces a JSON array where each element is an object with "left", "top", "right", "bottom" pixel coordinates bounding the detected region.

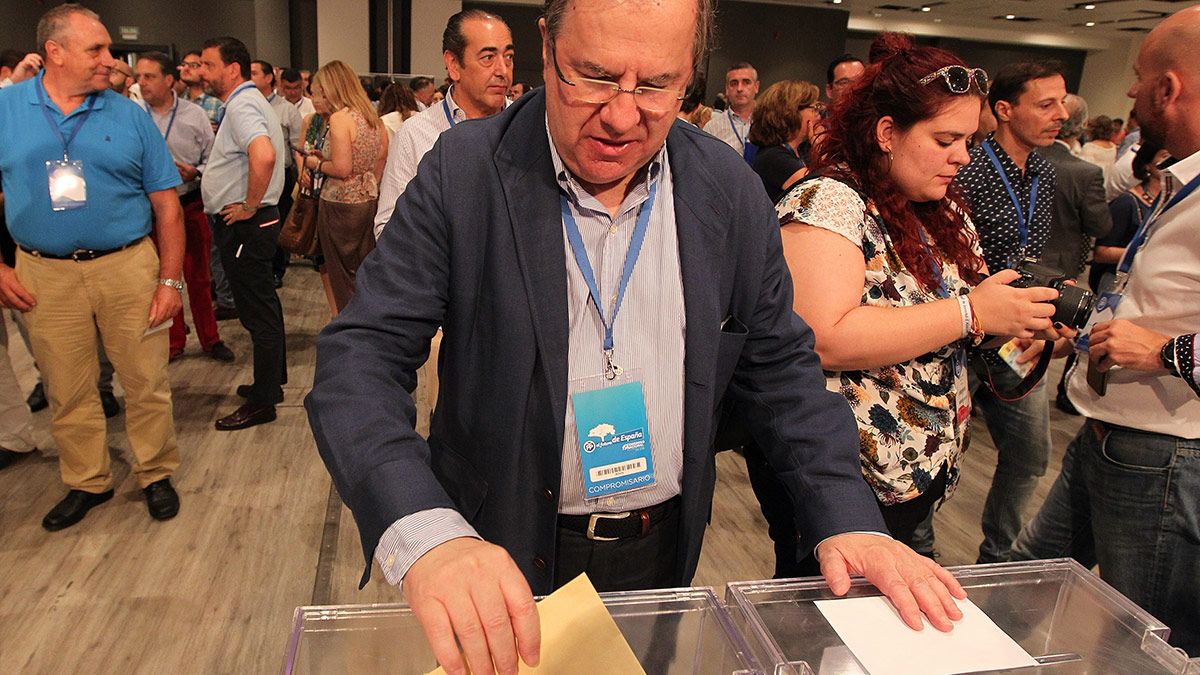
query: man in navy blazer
[{"left": 307, "top": 1, "right": 966, "bottom": 672}]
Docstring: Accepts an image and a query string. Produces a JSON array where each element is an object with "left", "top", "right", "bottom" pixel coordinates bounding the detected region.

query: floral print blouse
[{"left": 776, "top": 177, "right": 982, "bottom": 506}]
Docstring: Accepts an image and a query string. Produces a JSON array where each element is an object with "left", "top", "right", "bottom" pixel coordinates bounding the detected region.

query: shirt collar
[
  {"left": 984, "top": 131, "right": 1046, "bottom": 180},
  {"left": 441, "top": 85, "right": 511, "bottom": 124},
  {"left": 545, "top": 114, "right": 665, "bottom": 218},
  {"left": 29, "top": 70, "right": 107, "bottom": 113},
  {"left": 1166, "top": 148, "right": 1200, "bottom": 187}
]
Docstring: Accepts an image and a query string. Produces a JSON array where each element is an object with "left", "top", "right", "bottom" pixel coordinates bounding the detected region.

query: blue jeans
[
  {"left": 969, "top": 355, "right": 1051, "bottom": 563},
  {"left": 1011, "top": 420, "right": 1200, "bottom": 656}
]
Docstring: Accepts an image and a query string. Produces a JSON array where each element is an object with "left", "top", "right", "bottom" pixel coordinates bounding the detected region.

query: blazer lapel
[
  {"left": 667, "top": 126, "right": 733, "bottom": 452},
  {"left": 495, "top": 93, "right": 570, "bottom": 441}
]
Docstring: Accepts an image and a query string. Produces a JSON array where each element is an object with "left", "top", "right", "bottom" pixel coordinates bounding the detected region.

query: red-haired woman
[{"left": 775, "top": 33, "right": 1062, "bottom": 549}]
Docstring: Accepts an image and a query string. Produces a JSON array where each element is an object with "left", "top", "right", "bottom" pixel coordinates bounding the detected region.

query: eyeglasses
[
  {"left": 550, "top": 43, "right": 684, "bottom": 113},
  {"left": 919, "top": 66, "right": 989, "bottom": 96}
]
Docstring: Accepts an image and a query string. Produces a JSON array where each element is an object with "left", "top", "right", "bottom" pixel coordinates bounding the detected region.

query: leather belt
[
  {"left": 20, "top": 237, "right": 143, "bottom": 262},
  {"left": 558, "top": 497, "right": 680, "bottom": 542}
]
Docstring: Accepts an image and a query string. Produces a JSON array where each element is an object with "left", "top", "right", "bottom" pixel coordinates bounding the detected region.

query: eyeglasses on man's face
[{"left": 550, "top": 43, "right": 684, "bottom": 114}]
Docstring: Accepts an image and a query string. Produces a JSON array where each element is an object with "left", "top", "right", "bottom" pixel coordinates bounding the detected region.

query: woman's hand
[{"left": 969, "top": 269, "right": 1059, "bottom": 338}]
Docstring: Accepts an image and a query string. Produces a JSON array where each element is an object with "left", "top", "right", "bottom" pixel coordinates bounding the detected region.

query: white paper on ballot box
[{"left": 814, "top": 596, "right": 1039, "bottom": 675}]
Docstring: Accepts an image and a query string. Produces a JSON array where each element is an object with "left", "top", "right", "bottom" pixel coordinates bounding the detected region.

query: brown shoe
[{"left": 214, "top": 403, "right": 276, "bottom": 431}]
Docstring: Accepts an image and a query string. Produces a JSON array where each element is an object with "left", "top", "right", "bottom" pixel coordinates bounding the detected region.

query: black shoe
[
  {"left": 1055, "top": 394, "right": 1080, "bottom": 416},
  {"left": 100, "top": 391, "right": 121, "bottom": 418},
  {"left": 214, "top": 305, "right": 239, "bottom": 321},
  {"left": 206, "top": 341, "right": 236, "bottom": 363},
  {"left": 27, "top": 382, "right": 48, "bottom": 412},
  {"left": 0, "top": 448, "right": 32, "bottom": 471},
  {"left": 143, "top": 478, "right": 179, "bottom": 520},
  {"left": 236, "top": 384, "right": 253, "bottom": 399},
  {"left": 215, "top": 403, "right": 276, "bottom": 431},
  {"left": 42, "top": 489, "right": 114, "bottom": 531}
]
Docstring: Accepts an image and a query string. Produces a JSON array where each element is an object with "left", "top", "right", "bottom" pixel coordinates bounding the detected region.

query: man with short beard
[{"left": 1013, "top": 7, "right": 1200, "bottom": 656}]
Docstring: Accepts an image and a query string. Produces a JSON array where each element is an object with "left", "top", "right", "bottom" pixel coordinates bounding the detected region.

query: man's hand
[
  {"left": 817, "top": 533, "right": 967, "bottom": 632},
  {"left": 404, "top": 538, "right": 540, "bottom": 675},
  {"left": 147, "top": 284, "right": 182, "bottom": 328},
  {"left": 11, "top": 53, "right": 43, "bottom": 83},
  {"left": 0, "top": 265, "right": 36, "bottom": 311},
  {"left": 219, "top": 201, "right": 254, "bottom": 225},
  {"left": 1088, "top": 319, "right": 1170, "bottom": 372},
  {"left": 175, "top": 161, "right": 199, "bottom": 182}
]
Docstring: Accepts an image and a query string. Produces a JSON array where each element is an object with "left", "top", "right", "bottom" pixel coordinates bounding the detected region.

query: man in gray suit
[
  {"left": 1040, "top": 94, "right": 1113, "bottom": 279},
  {"left": 1040, "top": 94, "right": 1112, "bottom": 414}
]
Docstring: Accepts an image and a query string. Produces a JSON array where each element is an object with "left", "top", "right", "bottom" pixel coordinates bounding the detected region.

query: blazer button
[
  {"left": 533, "top": 556, "right": 546, "bottom": 570},
  {"left": 541, "top": 487, "right": 555, "bottom": 503}
]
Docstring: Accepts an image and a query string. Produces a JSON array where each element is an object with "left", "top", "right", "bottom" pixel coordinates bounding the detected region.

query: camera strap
[{"left": 973, "top": 340, "right": 1054, "bottom": 402}]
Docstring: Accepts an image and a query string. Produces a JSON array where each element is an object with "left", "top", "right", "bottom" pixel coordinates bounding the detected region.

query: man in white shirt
[
  {"left": 1012, "top": 7, "right": 1200, "bottom": 657},
  {"left": 279, "top": 68, "right": 315, "bottom": 119},
  {"left": 702, "top": 61, "right": 757, "bottom": 160},
  {"left": 374, "top": 9, "right": 514, "bottom": 238}
]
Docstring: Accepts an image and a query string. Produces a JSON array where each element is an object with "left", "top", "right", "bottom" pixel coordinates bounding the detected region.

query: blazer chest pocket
[{"left": 430, "top": 440, "right": 489, "bottom": 521}]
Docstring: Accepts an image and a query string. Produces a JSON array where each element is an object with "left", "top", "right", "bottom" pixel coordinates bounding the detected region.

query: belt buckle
[{"left": 586, "top": 511, "right": 631, "bottom": 541}]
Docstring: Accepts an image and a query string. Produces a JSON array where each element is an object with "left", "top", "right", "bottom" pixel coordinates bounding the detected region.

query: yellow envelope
[{"left": 429, "top": 573, "right": 646, "bottom": 674}]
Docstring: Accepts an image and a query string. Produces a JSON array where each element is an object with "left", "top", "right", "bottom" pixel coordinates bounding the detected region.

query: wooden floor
[{"left": 0, "top": 264, "right": 1085, "bottom": 673}]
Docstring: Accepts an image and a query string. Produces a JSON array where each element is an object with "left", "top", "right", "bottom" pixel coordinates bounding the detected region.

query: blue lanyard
[
  {"left": 982, "top": 141, "right": 1038, "bottom": 254},
  {"left": 727, "top": 110, "right": 745, "bottom": 149},
  {"left": 35, "top": 77, "right": 96, "bottom": 161},
  {"left": 442, "top": 98, "right": 456, "bottom": 128},
  {"left": 560, "top": 180, "right": 658, "bottom": 367},
  {"left": 1117, "top": 172, "right": 1200, "bottom": 276},
  {"left": 145, "top": 97, "right": 180, "bottom": 142},
  {"left": 215, "top": 81, "right": 255, "bottom": 128}
]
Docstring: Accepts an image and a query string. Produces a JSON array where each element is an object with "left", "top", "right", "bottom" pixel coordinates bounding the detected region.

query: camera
[{"left": 1011, "top": 258, "right": 1095, "bottom": 329}]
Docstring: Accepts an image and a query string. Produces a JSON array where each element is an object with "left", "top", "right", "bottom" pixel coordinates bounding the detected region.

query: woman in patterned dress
[
  {"left": 300, "top": 61, "right": 389, "bottom": 315},
  {"left": 774, "top": 33, "right": 1064, "bottom": 551}
]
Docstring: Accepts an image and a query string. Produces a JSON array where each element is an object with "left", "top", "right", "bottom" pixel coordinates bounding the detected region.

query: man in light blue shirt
[
  {"left": 0, "top": 4, "right": 185, "bottom": 530},
  {"left": 198, "top": 36, "right": 286, "bottom": 432}
]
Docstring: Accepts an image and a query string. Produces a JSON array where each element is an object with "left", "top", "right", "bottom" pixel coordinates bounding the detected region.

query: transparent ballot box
[
  {"left": 726, "top": 559, "right": 1200, "bottom": 675},
  {"left": 285, "top": 587, "right": 763, "bottom": 674}
]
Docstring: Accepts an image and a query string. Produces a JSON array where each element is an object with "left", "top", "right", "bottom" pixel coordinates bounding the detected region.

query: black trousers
[
  {"left": 211, "top": 208, "right": 287, "bottom": 404},
  {"left": 744, "top": 440, "right": 947, "bottom": 577},
  {"left": 273, "top": 166, "right": 297, "bottom": 279},
  {"left": 553, "top": 502, "right": 682, "bottom": 592}
]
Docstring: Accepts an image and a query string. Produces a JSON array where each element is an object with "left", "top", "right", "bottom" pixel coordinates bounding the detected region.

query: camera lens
[{"left": 1055, "top": 284, "right": 1095, "bottom": 329}]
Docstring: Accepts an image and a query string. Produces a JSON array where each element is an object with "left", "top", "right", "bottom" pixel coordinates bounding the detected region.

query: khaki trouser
[{"left": 16, "top": 239, "right": 180, "bottom": 492}]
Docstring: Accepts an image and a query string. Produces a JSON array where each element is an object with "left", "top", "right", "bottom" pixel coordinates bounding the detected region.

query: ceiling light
[
  {"left": 1005, "top": 14, "right": 1016, "bottom": 19},
  {"left": 933, "top": 17, "right": 942, "bottom": 22},
  {"left": 1085, "top": 21, "right": 1096, "bottom": 26},
  {"left": 921, "top": 5, "right": 931, "bottom": 11},
  {"left": 1084, "top": 3, "right": 1095, "bottom": 9},
  {"left": 832, "top": 0, "right": 842, "bottom": 4}
]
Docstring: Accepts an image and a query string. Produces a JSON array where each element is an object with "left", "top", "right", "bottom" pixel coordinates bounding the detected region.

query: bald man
[{"left": 1011, "top": 6, "right": 1200, "bottom": 657}]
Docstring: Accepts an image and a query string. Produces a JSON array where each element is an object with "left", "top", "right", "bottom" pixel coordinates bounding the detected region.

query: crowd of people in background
[{"left": 0, "top": 1, "right": 1198, "bottom": 668}]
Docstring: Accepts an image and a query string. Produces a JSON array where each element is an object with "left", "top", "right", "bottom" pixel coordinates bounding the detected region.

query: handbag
[{"left": 278, "top": 182, "right": 320, "bottom": 256}]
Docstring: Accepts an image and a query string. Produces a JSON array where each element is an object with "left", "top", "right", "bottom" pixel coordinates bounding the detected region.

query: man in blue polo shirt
[{"left": 0, "top": 4, "right": 186, "bottom": 530}]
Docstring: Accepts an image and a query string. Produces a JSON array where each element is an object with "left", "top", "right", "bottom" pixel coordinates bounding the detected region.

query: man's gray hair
[
  {"left": 542, "top": 0, "right": 715, "bottom": 79},
  {"left": 37, "top": 3, "right": 101, "bottom": 57},
  {"left": 1058, "top": 93, "right": 1089, "bottom": 141}
]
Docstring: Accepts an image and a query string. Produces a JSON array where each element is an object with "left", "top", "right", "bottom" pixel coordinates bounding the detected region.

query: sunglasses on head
[{"left": 919, "top": 65, "right": 989, "bottom": 96}]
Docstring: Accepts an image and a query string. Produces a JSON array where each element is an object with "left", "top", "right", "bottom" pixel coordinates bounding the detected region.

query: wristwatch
[
  {"left": 238, "top": 201, "right": 258, "bottom": 213},
  {"left": 159, "top": 278, "right": 184, "bottom": 293},
  {"left": 1160, "top": 337, "right": 1181, "bottom": 377}
]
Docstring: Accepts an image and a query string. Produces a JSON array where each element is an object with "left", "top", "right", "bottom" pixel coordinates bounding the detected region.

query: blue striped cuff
[{"left": 374, "top": 508, "right": 481, "bottom": 587}]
